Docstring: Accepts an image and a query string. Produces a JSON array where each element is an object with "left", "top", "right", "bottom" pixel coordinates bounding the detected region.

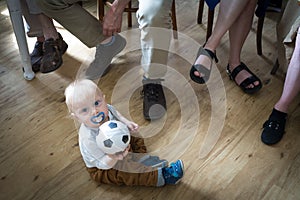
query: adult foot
[
  {"left": 85, "top": 34, "right": 126, "bottom": 79},
  {"left": 190, "top": 46, "right": 218, "bottom": 84},
  {"left": 40, "top": 33, "right": 68, "bottom": 73},
  {"left": 226, "top": 62, "right": 262, "bottom": 94},
  {"left": 30, "top": 41, "right": 43, "bottom": 72},
  {"left": 261, "top": 108, "right": 287, "bottom": 145},
  {"left": 142, "top": 78, "right": 166, "bottom": 120}
]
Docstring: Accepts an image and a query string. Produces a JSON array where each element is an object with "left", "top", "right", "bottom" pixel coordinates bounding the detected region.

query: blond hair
[{"left": 64, "top": 79, "right": 103, "bottom": 113}]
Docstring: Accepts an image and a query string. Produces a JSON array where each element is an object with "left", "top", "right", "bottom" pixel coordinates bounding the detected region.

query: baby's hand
[
  {"left": 107, "top": 145, "right": 130, "bottom": 160},
  {"left": 122, "top": 145, "right": 130, "bottom": 157},
  {"left": 127, "top": 121, "right": 139, "bottom": 132},
  {"left": 107, "top": 153, "right": 123, "bottom": 161}
]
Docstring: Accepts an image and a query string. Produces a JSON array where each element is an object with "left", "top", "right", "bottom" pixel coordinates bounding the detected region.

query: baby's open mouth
[{"left": 90, "top": 112, "right": 105, "bottom": 124}]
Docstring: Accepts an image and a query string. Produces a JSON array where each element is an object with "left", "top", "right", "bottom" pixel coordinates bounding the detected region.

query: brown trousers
[{"left": 87, "top": 136, "right": 159, "bottom": 186}]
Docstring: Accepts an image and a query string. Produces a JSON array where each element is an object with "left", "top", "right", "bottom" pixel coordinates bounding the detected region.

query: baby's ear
[
  {"left": 70, "top": 113, "right": 82, "bottom": 123},
  {"left": 69, "top": 112, "right": 77, "bottom": 119}
]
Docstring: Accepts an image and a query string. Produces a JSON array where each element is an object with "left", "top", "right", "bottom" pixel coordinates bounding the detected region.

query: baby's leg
[
  {"left": 130, "top": 135, "right": 147, "bottom": 153},
  {"left": 86, "top": 161, "right": 164, "bottom": 186}
]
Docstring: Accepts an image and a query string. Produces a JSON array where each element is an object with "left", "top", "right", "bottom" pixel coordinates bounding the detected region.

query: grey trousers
[
  {"left": 20, "top": 0, "right": 43, "bottom": 37},
  {"left": 36, "top": 0, "right": 173, "bottom": 78}
]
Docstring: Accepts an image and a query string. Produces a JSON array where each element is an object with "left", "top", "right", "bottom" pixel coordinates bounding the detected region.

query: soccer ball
[{"left": 96, "top": 120, "right": 131, "bottom": 154}]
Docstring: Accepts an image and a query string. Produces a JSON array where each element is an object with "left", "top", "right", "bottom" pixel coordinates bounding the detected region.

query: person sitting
[
  {"left": 20, "top": 0, "right": 68, "bottom": 73},
  {"left": 36, "top": 0, "right": 174, "bottom": 120},
  {"left": 190, "top": 0, "right": 262, "bottom": 94},
  {"left": 261, "top": 0, "right": 300, "bottom": 145},
  {"left": 64, "top": 79, "right": 184, "bottom": 186}
]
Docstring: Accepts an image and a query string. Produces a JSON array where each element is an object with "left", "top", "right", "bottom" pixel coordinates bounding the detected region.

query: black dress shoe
[{"left": 142, "top": 79, "right": 167, "bottom": 120}]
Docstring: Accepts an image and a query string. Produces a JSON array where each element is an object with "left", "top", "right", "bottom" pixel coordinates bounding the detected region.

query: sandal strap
[
  {"left": 192, "top": 64, "right": 210, "bottom": 75},
  {"left": 228, "top": 62, "right": 248, "bottom": 80},
  {"left": 227, "top": 62, "right": 261, "bottom": 85},
  {"left": 239, "top": 76, "right": 259, "bottom": 88},
  {"left": 204, "top": 49, "right": 219, "bottom": 63},
  {"left": 226, "top": 62, "right": 262, "bottom": 94},
  {"left": 190, "top": 46, "right": 218, "bottom": 84}
]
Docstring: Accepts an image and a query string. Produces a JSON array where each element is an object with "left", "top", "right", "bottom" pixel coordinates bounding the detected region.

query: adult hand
[{"left": 102, "top": 2, "right": 123, "bottom": 36}]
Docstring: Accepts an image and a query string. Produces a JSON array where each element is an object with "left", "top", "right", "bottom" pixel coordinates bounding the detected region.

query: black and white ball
[{"left": 96, "top": 120, "right": 130, "bottom": 154}]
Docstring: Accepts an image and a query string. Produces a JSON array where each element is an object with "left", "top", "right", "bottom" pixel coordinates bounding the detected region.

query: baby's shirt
[{"left": 78, "top": 104, "right": 120, "bottom": 169}]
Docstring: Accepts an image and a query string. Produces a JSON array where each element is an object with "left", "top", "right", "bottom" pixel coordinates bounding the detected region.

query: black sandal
[
  {"left": 226, "top": 62, "right": 262, "bottom": 94},
  {"left": 190, "top": 46, "right": 218, "bottom": 84},
  {"left": 261, "top": 119, "right": 286, "bottom": 145}
]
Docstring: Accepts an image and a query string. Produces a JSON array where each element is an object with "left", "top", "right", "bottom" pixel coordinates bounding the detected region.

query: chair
[
  {"left": 198, "top": 0, "right": 282, "bottom": 74},
  {"left": 97, "top": 0, "right": 178, "bottom": 39},
  {"left": 6, "top": 0, "right": 35, "bottom": 80},
  {"left": 197, "top": 0, "right": 269, "bottom": 56},
  {"left": 197, "top": 0, "right": 218, "bottom": 41}
]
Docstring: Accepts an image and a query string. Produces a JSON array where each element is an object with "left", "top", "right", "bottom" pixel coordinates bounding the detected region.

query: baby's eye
[
  {"left": 95, "top": 100, "right": 102, "bottom": 106},
  {"left": 81, "top": 108, "right": 88, "bottom": 113}
]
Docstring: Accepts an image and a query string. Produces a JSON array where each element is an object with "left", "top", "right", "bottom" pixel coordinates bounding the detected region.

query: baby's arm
[
  {"left": 92, "top": 143, "right": 131, "bottom": 169},
  {"left": 115, "top": 110, "right": 139, "bottom": 132},
  {"left": 100, "top": 154, "right": 119, "bottom": 168},
  {"left": 107, "top": 145, "right": 130, "bottom": 161},
  {"left": 83, "top": 138, "right": 121, "bottom": 169}
]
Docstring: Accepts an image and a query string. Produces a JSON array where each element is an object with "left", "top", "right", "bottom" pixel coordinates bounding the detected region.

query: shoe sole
[{"left": 174, "top": 159, "right": 184, "bottom": 184}]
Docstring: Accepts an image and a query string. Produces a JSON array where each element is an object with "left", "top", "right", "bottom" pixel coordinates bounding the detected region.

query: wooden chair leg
[
  {"left": 198, "top": 0, "right": 205, "bottom": 24},
  {"left": 206, "top": 9, "right": 214, "bottom": 41},
  {"left": 197, "top": 0, "right": 215, "bottom": 41},
  {"left": 271, "top": 58, "right": 279, "bottom": 75},
  {"left": 256, "top": 16, "right": 264, "bottom": 56},
  {"left": 171, "top": 0, "right": 178, "bottom": 39},
  {"left": 98, "top": 0, "right": 104, "bottom": 22},
  {"left": 127, "top": 1, "right": 132, "bottom": 27}
]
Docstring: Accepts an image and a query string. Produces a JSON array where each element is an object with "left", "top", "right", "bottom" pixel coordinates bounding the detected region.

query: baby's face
[{"left": 72, "top": 92, "right": 109, "bottom": 128}]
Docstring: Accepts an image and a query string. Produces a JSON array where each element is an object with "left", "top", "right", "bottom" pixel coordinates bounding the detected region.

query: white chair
[{"left": 6, "top": 0, "right": 35, "bottom": 80}]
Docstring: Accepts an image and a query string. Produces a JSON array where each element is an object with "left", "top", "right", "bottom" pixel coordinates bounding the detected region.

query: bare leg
[
  {"left": 193, "top": 0, "right": 253, "bottom": 77},
  {"left": 228, "top": 0, "right": 258, "bottom": 88},
  {"left": 204, "top": 0, "right": 251, "bottom": 51},
  {"left": 37, "top": 14, "right": 59, "bottom": 40},
  {"left": 261, "top": 28, "right": 300, "bottom": 145},
  {"left": 37, "top": 36, "right": 45, "bottom": 43},
  {"left": 274, "top": 29, "right": 300, "bottom": 113}
]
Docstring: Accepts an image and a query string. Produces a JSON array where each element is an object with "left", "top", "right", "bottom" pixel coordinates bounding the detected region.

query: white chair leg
[{"left": 6, "top": 0, "right": 35, "bottom": 80}]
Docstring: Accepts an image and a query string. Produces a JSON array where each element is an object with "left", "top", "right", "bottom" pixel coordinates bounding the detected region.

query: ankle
[
  {"left": 44, "top": 33, "right": 59, "bottom": 41},
  {"left": 228, "top": 62, "right": 241, "bottom": 71},
  {"left": 204, "top": 38, "right": 217, "bottom": 52},
  {"left": 269, "top": 108, "right": 287, "bottom": 122},
  {"left": 37, "top": 36, "right": 45, "bottom": 43},
  {"left": 100, "top": 36, "right": 115, "bottom": 46}
]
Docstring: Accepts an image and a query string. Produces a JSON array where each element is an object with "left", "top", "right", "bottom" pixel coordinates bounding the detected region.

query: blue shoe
[{"left": 162, "top": 160, "right": 184, "bottom": 185}]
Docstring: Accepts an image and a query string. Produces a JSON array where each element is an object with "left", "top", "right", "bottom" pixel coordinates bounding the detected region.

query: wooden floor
[{"left": 1, "top": 1, "right": 300, "bottom": 200}]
